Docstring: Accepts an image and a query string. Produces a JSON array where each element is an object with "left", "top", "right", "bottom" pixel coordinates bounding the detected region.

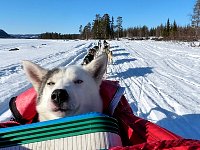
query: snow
[{"left": 0, "top": 39, "right": 200, "bottom": 140}]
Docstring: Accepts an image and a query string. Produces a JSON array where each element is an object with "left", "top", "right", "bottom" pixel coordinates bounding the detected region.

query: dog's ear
[
  {"left": 84, "top": 54, "right": 108, "bottom": 86},
  {"left": 22, "top": 61, "right": 47, "bottom": 92}
]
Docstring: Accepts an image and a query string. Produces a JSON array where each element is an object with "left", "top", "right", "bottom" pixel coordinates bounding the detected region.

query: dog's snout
[{"left": 51, "top": 89, "right": 69, "bottom": 105}]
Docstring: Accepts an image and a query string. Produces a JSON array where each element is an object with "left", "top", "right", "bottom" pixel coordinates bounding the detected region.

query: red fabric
[
  {"left": 1, "top": 80, "right": 200, "bottom": 150},
  {"left": 13, "top": 87, "right": 37, "bottom": 123},
  {"left": 110, "top": 139, "right": 200, "bottom": 150},
  {"left": 100, "top": 80, "right": 119, "bottom": 114},
  {"left": 0, "top": 121, "right": 20, "bottom": 128},
  {"left": 113, "top": 96, "right": 182, "bottom": 145}
]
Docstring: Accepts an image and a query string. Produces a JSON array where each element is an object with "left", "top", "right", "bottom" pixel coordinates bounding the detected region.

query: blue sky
[{"left": 0, "top": 0, "right": 196, "bottom": 34}]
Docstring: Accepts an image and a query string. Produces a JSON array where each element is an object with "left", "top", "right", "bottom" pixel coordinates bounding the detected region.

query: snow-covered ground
[{"left": 0, "top": 39, "right": 200, "bottom": 140}]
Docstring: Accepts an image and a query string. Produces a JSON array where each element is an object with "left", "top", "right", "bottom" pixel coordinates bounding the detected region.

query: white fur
[{"left": 22, "top": 54, "right": 108, "bottom": 121}]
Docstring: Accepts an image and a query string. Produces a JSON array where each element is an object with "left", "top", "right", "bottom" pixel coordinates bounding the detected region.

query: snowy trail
[
  {"left": 107, "top": 40, "right": 200, "bottom": 139},
  {"left": 0, "top": 39, "right": 200, "bottom": 139}
]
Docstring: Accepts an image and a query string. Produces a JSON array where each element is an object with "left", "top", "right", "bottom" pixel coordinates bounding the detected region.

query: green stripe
[
  {"left": 0, "top": 128, "right": 118, "bottom": 148},
  {"left": 0, "top": 116, "right": 118, "bottom": 134},
  {"left": 1, "top": 118, "right": 118, "bottom": 138},
  {"left": 1, "top": 124, "right": 118, "bottom": 141},
  {"left": 0, "top": 115, "right": 120, "bottom": 148}
]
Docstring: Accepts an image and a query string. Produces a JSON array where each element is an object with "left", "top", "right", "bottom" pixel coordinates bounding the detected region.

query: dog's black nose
[{"left": 51, "top": 89, "right": 69, "bottom": 105}]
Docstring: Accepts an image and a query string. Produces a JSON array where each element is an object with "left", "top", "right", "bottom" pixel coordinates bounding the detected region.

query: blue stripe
[{"left": 0, "top": 112, "right": 108, "bottom": 133}]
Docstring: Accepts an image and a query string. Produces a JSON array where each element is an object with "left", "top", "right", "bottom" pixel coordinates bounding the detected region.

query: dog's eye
[
  {"left": 74, "top": 79, "right": 83, "bottom": 84},
  {"left": 47, "top": 82, "right": 55, "bottom": 86}
]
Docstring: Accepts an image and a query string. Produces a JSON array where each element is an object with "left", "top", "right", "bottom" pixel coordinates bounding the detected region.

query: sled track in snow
[{"left": 106, "top": 40, "right": 200, "bottom": 139}]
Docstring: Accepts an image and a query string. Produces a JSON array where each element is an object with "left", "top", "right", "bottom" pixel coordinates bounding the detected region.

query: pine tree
[
  {"left": 141, "top": 25, "right": 149, "bottom": 37},
  {"left": 155, "top": 24, "right": 164, "bottom": 37},
  {"left": 166, "top": 18, "right": 171, "bottom": 37},
  {"left": 82, "top": 23, "right": 91, "bottom": 40},
  {"left": 79, "top": 25, "right": 83, "bottom": 39},
  {"left": 149, "top": 28, "right": 156, "bottom": 36},
  {"left": 171, "top": 20, "right": 178, "bottom": 39},
  {"left": 191, "top": 0, "right": 200, "bottom": 39},
  {"left": 92, "top": 14, "right": 102, "bottom": 39},
  {"left": 110, "top": 16, "right": 115, "bottom": 39},
  {"left": 116, "top": 16, "right": 123, "bottom": 40},
  {"left": 102, "top": 14, "right": 111, "bottom": 39},
  {"left": 162, "top": 19, "right": 171, "bottom": 38},
  {"left": 87, "top": 22, "right": 92, "bottom": 39}
]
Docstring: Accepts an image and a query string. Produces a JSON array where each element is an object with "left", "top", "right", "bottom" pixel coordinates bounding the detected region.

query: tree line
[
  {"left": 39, "top": 32, "right": 79, "bottom": 39},
  {"left": 79, "top": 15, "right": 197, "bottom": 41},
  {"left": 123, "top": 19, "right": 196, "bottom": 41},
  {"left": 79, "top": 14, "right": 123, "bottom": 40},
  {"left": 40, "top": 1, "right": 200, "bottom": 41}
]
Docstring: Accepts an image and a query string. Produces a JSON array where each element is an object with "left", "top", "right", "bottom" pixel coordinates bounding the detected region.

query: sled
[{"left": 0, "top": 80, "right": 200, "bottom": 149}]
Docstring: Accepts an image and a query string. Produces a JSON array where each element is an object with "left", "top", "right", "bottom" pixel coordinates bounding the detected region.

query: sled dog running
[
  {"left": 104, "top": 45, "right": 113, "bottom": 64},
  {"left": 22, "top": 54, "right": 108, "bottom": 121},
  {"left": 81, "top": 47, "right": 97, "bottom": 65}
]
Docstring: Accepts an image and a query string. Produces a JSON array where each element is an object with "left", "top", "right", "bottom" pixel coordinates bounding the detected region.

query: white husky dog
[{"left": 22, "top": 54, "right": 108, "bottom": 121}]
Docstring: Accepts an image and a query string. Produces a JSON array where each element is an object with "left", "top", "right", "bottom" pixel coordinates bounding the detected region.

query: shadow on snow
[
  {"left": 157, "top": 113, "right": 200, "bottom": 140},
  {"left": 112, "top": 48, "right": 126, "bottom": 52},
  {"left": 109, "top": 67, "right": 153, "bottom": 79},
  {"left": 131, "top": 105, "right": 200, "bottom": 140},
  {"left": 112, "top": 52, "right": 129, "bottom": 57},
  {"left": 114, "top": 58, "right": 137, "bottom": 65},
  {"left": 110, "top": 45, "right": 119, "bottom": 49}
]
